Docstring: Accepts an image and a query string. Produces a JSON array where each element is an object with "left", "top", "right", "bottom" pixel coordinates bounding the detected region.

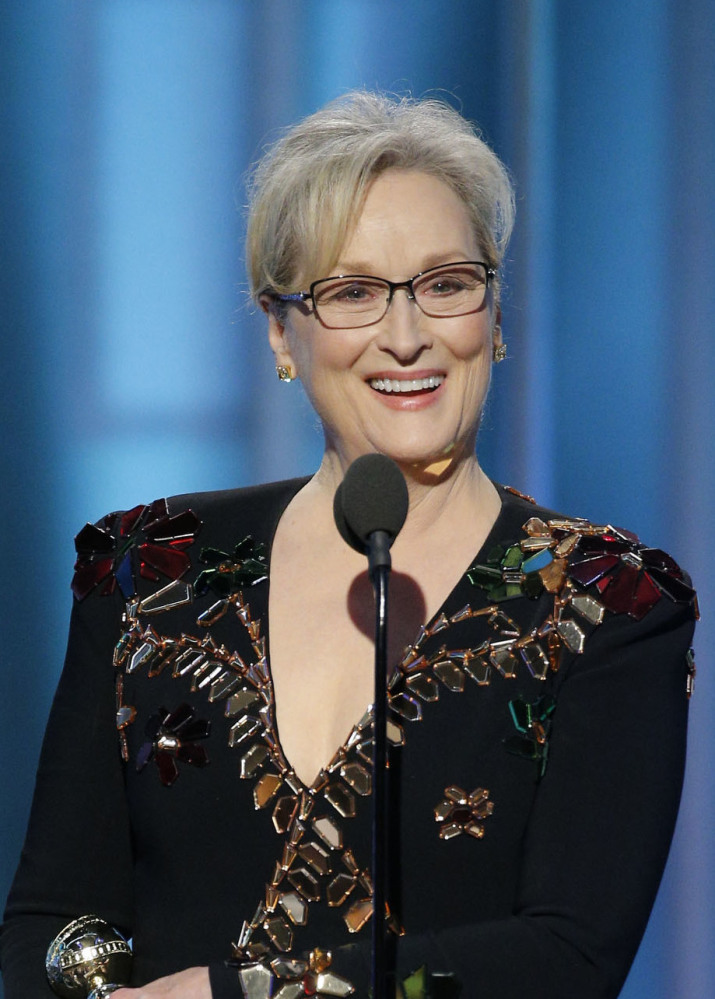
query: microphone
[{"left": 333, "top": 453, "right": 409, "bottom": 577}]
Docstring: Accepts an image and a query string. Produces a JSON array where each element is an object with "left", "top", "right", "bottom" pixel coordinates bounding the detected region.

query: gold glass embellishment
[
  {"left": 344, "top": 898, "right": 373, "bottom": 933},
  {"left": 326, "top": 872, "right": 357, "bottom": 907},
  {"left": 556, "top": 617, "right": 586, "bottom": 654},
  {"left": 434, "top": 786, "right": 494, "bottom": 840},
  {"left": 254, "top": 772, "right": 283, "bottom": 809},
  {"left": 569, "top": 592, "right": 605, "bottom": 625},
  {"left": 433, "top": 660, "right": 466, "bottom": 692},
  {"left": 287, "top": 867, "right": 320, "bottom": 902},
  {"left": 406, "top": 672, "right": 439, "bottom": 701},
  {"left": 240, "top": 743, "right": 270, "bottom": 778},
  {"left": 323, "top": 782, "right": 356, "bottom": 818},
  {"left": 339, "top": 762, "right": 371, "bottom": 796},
  {"left": 298, "top": 841, "right": 331, "bottom": 876},
  {"left": 229, "top": 715, "right": 262, "bottom": 748},
  {"left": 312, "top": 815, "right": 342, "bottom": 850},
  {"left": 273, "top": 794, "right": 300, "bottom": 833},
  {"left": 279, "top": 892, "right": 308, "bottom": 926},
  {"left": 264, "top": 915, "right": 293, "bottom": 952}
]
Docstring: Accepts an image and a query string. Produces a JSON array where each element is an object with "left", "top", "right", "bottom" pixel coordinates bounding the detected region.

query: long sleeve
[{"left": 1, "top": 586, "right": 134, "bottom": 998}]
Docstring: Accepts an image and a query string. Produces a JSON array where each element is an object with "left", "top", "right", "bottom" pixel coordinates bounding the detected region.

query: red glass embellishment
[
  {"left": 568, "top": 532, "right": 695, "bottom": 621},
  {"left": 136, "top": 703, "right": 210, "bottom": 786},
  {"left": 72, "top": 500, "right": 201, "bottom": 600}
]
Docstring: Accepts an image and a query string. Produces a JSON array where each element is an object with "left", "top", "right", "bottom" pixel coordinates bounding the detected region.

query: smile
[{"left": 368, "top": 375, "right": 445, "bottom": 394}]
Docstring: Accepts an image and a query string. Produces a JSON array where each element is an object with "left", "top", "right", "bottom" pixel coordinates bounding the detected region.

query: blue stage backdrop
[{"left": 1, "top": 3, "right": 713, "bottom": 997}]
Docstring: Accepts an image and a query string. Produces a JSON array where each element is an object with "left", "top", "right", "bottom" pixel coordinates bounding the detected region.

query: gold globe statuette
[{"left": 45, "top": 914, "right": 132, "bottom": 998}]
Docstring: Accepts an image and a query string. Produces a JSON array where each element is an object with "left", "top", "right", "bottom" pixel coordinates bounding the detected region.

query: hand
[{"left": 112, "top": 966, "right": 211, "bottom": 998}]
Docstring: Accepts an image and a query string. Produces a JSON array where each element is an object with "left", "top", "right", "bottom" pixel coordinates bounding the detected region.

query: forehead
[{"left": 334, "top": 169, "right": 477, "bottom": 274}]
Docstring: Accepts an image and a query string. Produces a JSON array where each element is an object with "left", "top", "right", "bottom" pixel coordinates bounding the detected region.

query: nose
[{"left": 374, "top": 286, "right": 432, "bottom": 360}]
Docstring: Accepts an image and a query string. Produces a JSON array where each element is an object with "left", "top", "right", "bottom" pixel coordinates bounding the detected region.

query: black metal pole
[{"left": 371, "top": 557, "right": 390, "bottom": 999}]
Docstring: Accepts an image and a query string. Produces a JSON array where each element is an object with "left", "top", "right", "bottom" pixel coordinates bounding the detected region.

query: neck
[{"left": 312, "top": 445, "right": 498, "bottom": 541}]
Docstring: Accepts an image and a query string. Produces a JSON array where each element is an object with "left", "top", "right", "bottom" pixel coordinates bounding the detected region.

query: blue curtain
[{"left": 2, "top": 2, "right": 713, "bottom": 996}]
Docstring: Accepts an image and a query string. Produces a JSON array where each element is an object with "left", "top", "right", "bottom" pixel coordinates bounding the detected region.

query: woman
[{"left": 1, "top": 92, "right": 697, "bottom": 999}]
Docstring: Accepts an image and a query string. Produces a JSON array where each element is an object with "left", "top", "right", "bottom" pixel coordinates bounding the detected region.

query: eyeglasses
[{"left": 270, "top": 260, "right": 495, "bottom": 330}]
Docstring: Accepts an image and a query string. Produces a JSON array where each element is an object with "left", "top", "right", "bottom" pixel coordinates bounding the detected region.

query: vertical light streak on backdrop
[
  {"left": 0, "top": 7, "right": 89, "bottom": 962},
  {"left": 665, "top": 2, "right": 715, "bottom": 996},
  {"left": 553, "top": 5, "right": 670, "bottom": 540},
  {"left": 550, "top": 10, "right": 676, "bottom": 996},
  {"left": 238, "top": 0, "right": 328, "bottom": 485},
  {"left": 73, "top": 1, "right": 249, "bottom": 519},
  {"left": 491, "top": 0, "right": 557, "bottom": 505}
]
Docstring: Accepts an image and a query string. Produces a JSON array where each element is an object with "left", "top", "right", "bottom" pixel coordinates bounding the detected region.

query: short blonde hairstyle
[{"left": 246, "top": 91, "right": 515, "bottom": 299}]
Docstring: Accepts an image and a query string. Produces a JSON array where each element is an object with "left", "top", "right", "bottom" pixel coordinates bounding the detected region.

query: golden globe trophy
[{"left": 46, "top": 915, "right": 132, "bottom": 998}]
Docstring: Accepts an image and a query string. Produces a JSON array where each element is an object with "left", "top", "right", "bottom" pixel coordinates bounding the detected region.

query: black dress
[{"left": 0, "top": 480, "right": 697, "bottom": 999}]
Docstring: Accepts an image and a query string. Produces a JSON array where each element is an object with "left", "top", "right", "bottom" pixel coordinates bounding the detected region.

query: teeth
[{"left": 369, "top": 375, "right": 444, "bottom": 393}]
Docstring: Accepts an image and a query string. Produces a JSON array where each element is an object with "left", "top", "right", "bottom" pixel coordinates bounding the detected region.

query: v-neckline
[{"left": 259, "top": 476, "right": 508, "bottom": 793}]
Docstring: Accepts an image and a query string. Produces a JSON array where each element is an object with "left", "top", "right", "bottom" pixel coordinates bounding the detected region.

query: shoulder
[
  {"left": 473, "top": 484, "right": 698, "bottom": 684},
  {"left": 166, "top": 476, "right": 310, "bottom": 523},
  {"left": 71, "top": 476, "right": 310, "bottom": 603},
  {"left": 491, "top": 481, "right": 696, "bottom": 619}
]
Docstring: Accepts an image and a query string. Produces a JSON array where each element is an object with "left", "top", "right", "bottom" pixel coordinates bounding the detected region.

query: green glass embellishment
[
  {"left": 194, "top": 536, "right": 268, "bottom": 599},
  {"left": 504, "top": 694, "right": 556, "bottom": 776},
  {"left": 400, "top": 965, "right": 462, "bottom": 999},
  {"left": 467, "top": 537, "right": 547, "bottom": 602},
  {"left": 502, "top": 544, "right": 523, "bottom": 569},
  {"left": 466, "top": 563, "right": 501, "bottom": 590},
  {"left": 401, "top": 966, "right": 429, "bottom": 999}
]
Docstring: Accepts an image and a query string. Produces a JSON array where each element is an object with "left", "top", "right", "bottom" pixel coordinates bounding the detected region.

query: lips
[{"left": 368, "top": 374, "right": 445, "bottom": 394}]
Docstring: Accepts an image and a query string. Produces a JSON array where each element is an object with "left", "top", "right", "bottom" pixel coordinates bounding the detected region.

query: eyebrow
[{"left": 329, "top": 252, "right": 475, "bottom": 277}]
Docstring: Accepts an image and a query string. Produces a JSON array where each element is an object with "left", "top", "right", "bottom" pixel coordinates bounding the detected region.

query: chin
[
  {"left": 373, "top": 440, "right": 463, "bottom": 472},
  {"left": 331, "top": 421, "right": 476, "bottom": 473}
]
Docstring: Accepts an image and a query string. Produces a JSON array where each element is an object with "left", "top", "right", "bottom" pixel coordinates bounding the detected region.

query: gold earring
[
  {"left": 493, "top": 343, "right": 507, "bottom": 363},
  {"left": 276, "top": 365, "right": 294, "bottom": 382}
]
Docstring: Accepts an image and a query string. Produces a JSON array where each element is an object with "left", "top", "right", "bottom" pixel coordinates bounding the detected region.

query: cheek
[
  {"left": 448, "top": 318, "right": 493, "bottom": 360},
  {"left": 290, "top": 330, "right": 366, "bottom": 379}
]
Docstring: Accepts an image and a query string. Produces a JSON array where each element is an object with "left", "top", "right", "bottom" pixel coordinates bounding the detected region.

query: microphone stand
[{"left": 367, "top": 530, "right": 393, "bottom": 999}]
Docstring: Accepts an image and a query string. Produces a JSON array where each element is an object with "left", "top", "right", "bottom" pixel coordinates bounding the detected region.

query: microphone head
[{"left": 333, "top": 453, "right": 409, "bottom": 554}]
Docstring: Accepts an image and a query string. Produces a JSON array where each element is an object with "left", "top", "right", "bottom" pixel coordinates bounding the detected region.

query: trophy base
[{"left": 88, "top": 986, "right": 122, "bottom": 999}]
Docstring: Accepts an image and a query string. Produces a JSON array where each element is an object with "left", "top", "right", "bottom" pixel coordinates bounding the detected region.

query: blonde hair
[{"left": 246, "top": 91, "right": 515, "bottom": 299}]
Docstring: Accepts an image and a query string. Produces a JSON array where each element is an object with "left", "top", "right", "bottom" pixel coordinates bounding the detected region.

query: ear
[
  {"left": 492, "top": 304, "right": 503, "bottom": 345},
  {"left": 261, "top": 295, "right": 298, "bottom": 377}
]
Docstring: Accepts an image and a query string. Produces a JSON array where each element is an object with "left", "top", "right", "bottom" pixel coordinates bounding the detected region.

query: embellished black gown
[{"left": 0, "top": 480, "right": 697, "bottom": 999}]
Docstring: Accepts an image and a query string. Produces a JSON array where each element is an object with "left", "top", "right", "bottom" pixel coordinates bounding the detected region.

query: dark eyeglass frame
[{"left": 266, "top": 260, "right": 496, "bottom": 330}]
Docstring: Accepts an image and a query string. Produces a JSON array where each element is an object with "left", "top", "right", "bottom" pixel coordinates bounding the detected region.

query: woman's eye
[
  {"left": 424, "top": 276, "right": 465, "bottom": 295},
  {"left": 321, "top": 282, "right": 379, "bottom": 305},
  {"left": 421, "top": 268, "right": 483, "bottom": 297},
  {"left": 337, "top": 284, "right": 372, "bottom": 302}
]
